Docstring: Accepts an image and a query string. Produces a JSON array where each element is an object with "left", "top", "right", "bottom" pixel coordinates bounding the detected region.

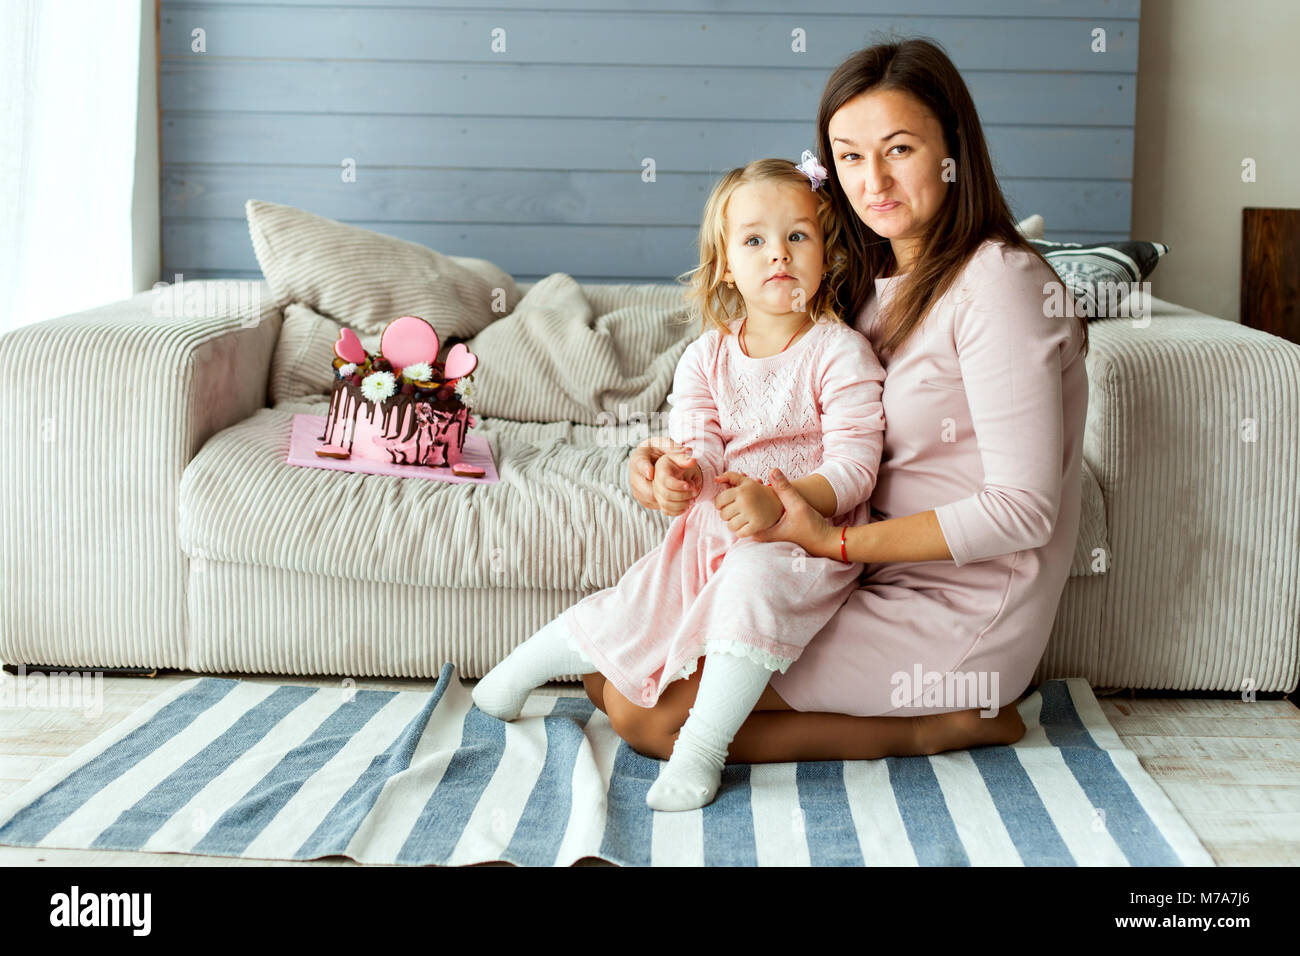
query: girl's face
[
  {"left": 720, "top": 180, "right": 824, "bottom": 320},
  {"left": 828, "top": 87, "right": 950, "bottom": 273}
]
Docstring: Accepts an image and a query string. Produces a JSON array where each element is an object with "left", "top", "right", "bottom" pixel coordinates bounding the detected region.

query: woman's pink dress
[
  {"left": 562, "top": 316, "right": 887, "bottom": 708},
  {"left": 766, "top": 238, "right": 1090, "bottom": 717}
]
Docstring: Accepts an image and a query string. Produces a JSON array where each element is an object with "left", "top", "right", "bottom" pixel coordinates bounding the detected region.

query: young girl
[{"left": 473, "top": 153, "right": 887, "bottom": 812}]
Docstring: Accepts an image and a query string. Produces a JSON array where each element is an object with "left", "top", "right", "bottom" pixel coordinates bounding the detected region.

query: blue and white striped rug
[{"left": 0, "top": 665, "right": 1213, "bottom": 866}]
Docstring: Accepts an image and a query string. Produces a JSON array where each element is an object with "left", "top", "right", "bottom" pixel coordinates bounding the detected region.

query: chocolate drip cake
[{"left": 313, "top": 314, "right": 484, "bottom": 476}]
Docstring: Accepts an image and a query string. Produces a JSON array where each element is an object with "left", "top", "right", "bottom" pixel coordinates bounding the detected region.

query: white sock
[
  {"left": 472, "top": 616, "right": 598, "bottom": 721},
  {"left": 645, "top": 648, "right": 774, "bottom": 812}
]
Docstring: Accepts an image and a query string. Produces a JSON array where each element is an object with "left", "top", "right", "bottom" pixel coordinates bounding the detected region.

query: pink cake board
[{"left": 286, "top": 414, "right": 499, "bottom": 484}]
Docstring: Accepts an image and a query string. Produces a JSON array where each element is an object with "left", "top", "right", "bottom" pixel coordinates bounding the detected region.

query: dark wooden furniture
[{"left": 1241, "top": 207, "right": 1300, "bottom": 342}]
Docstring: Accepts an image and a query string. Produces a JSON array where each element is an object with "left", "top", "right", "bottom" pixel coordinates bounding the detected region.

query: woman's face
[{"left": 827, "top": 87, "right": 950, "bottom": 273}]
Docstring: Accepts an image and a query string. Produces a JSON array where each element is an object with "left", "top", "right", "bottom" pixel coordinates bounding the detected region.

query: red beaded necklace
[{"left": 739, "top": 315, "right": 812, "bottom": 358}]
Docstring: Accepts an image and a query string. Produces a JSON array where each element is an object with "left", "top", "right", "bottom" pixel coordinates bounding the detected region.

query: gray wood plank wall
[{"left": 159, "top": 0, "right": 1142, "bottom": 284}]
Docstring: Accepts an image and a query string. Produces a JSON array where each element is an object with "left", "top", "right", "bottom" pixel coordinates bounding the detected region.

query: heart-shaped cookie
[
  {"left": 334, "top": 327, "right": 368, "bottom": 364},
  {"left": 443, "top": 342, "right": 478, "bottom": 379}
]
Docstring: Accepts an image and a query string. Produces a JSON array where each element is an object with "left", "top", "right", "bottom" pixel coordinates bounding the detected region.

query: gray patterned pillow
[{"left": 1029, "top": 238, "right": 1169, "bottom": 320}]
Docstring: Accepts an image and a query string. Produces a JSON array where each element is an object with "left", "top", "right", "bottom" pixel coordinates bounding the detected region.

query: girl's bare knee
[
  {"left": 582, "top": 672, "right": 607, "bottom": 713},
  {"left": 604, "top": 689, "right": 680, "bottom": 759},
  {"left": 608, "top": 704, "right": 665, "bottom": 758},
  {"left": 602, "top": 682, "right": 643, "bottom": 736}
]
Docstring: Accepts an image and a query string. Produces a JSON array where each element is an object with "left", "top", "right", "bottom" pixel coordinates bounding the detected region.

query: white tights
[{"left": 471, "top": 616, "right": 776, "bottom": 812}]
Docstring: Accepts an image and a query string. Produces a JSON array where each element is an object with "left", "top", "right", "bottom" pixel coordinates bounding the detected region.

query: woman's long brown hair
[{"left": 815, "top": 35, "right": 1089, "bottom": 359}]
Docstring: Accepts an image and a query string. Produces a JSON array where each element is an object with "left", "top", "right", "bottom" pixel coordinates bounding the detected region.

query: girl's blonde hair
[{"left": 674, "top": 158, "right": 849, "bottom": 337}]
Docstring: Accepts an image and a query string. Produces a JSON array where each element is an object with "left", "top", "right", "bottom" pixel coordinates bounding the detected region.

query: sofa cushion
[
  {"left": 180, "top": 403, "right": 1108, "bottom": 592},
  {"left": 465, "top": 272, "right": 696, "bottom": 425},
  {"left": 246, "top": 199, "right": 522, "bottom": 339},
  {"left": 268, "top": 302, "right": 380, "bottom": 405},
  {"left": 1069, "top": 457, "right": 1109, "bottom": 576},
  {"left": 179, "top": 406, "right": 674, "bottom": 592}
]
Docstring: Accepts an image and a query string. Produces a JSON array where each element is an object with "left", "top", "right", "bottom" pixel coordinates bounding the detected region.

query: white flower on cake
[
  {"left": 361, "top": 370, "right": 397, "bottom": 402},
  {"left": 401, "top": 362, "right": 432, "bottom": 382},
  {"left": 338, "top": 362, "right": 357, "bottom": 377},
  {"left": 454, "top": 378, "right": 474, "bottom": 406}
]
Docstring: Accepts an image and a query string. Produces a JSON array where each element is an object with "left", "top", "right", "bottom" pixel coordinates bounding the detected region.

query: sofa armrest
[
  {"left": 0, "top": 280, "right": 282, "bottom": 668},
  {"left": 1083, "top": 313, "right": 1300, "bottom": 692}
]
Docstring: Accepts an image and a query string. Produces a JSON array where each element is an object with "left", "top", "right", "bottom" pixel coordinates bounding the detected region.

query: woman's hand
[
  {"left": 628, "top": 435, "right": 691, "bottom": 511},
  {"left": 748, "top": 468, "right": 840, "bottom": 559},
  {"left": 714, "top": 471, "right": 784, "bottom": 538}
]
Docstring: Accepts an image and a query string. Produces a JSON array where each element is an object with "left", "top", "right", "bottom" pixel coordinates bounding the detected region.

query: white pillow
[
  {"left": 246, "top": 199, "right": 521, "bottom": 340},
  {"left": 268, "top": 302, "right": 379, "bottom": 405},
  {"left": 1016, "top": 214, "right": 1045, "bottom": 240}
]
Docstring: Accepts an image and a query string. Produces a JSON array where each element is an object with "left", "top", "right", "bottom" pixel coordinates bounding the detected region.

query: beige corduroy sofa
[{"left": 2, "top": 230, "right": 1298, "bottom": 698}]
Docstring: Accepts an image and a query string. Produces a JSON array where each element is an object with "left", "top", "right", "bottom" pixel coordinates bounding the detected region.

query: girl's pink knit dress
[{"left": 561, "top": 315, "right": 887, "bottom": 709}]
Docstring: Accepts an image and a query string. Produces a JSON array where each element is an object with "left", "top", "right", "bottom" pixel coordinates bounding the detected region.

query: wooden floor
[{"left": 1, "top": 664, "right": 1296, "bottom": 867}]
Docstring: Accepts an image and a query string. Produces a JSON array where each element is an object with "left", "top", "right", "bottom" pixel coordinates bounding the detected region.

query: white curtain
[{"left": 0, "top": 0, "right": 148, "bottom": 335}]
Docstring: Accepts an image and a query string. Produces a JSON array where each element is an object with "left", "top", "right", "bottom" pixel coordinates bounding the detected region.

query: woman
[{"left": 583, "top": 37, "right": 1090, "bottom": 763}]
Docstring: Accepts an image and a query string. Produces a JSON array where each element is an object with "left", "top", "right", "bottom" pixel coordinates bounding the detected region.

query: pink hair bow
[{"left": 796, "top": 149, "right": 828, "bottom": 190}]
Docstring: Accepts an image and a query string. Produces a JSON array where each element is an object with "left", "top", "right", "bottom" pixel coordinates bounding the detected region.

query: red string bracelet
[{"left": 840, "top": 526, "right": 849, "bottom": 564}]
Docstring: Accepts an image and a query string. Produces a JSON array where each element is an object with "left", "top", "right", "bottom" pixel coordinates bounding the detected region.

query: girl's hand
[
  {"left": 714, "top": 471, "right": 785, "bottom": 538},
  {"left": 653, "top": 451, "right": 702, "bottom": 516},
  {"left": 629, "top": 435, "right": 691, "bottom": 511},
  {"left": 748, "top": 468, "right": 839, "bottom": 558}
]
